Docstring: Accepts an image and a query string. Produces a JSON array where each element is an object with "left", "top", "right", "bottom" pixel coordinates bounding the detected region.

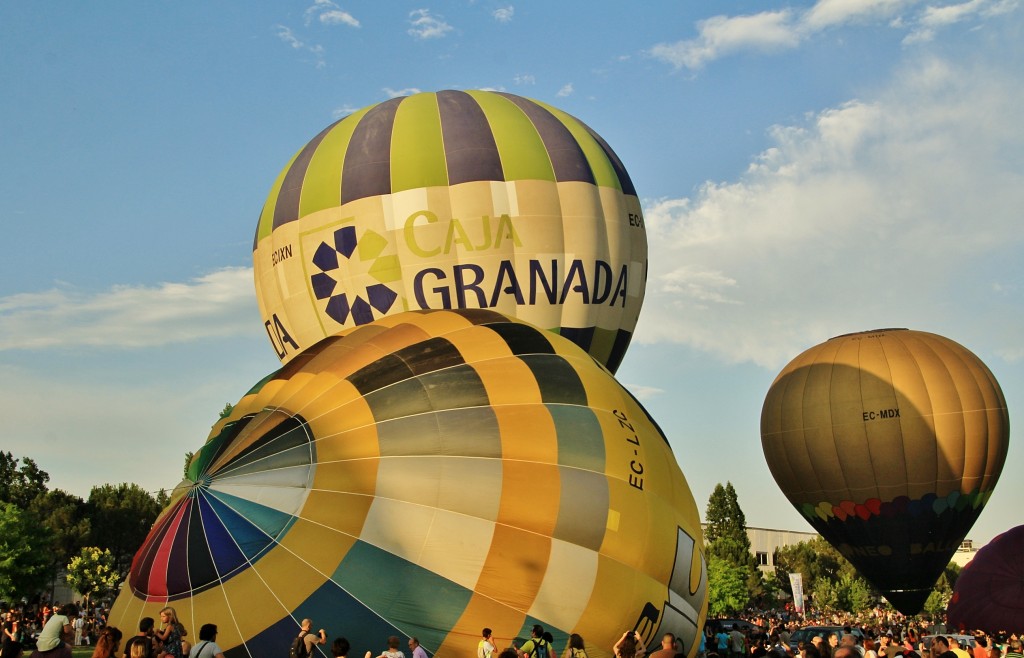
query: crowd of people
[
  {"left": 0, "top": 602, "right": 221, "bottom": 658},
  {"left": 699, "top": 610, "right": 1023, "bottom": 658}
]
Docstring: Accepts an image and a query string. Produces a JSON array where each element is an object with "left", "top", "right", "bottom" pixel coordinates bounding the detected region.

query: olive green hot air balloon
[
  {"left": 254, "top": 90, "right": 647, "bottom": 372},
  {"left": 760, "top": 328, "right": 1009, "bottom": 615}
]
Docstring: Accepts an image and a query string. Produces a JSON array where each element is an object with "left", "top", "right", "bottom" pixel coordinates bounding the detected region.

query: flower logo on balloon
[{"left": 310, "top": 225, "right": 401, "bottom": 325}]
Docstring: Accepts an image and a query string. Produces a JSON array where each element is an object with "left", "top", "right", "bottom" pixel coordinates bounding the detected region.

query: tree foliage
[
  {"left": 705, "top": 482, "right": 761, "bottom": 605},
  {"left": 0, "top": 502, "right": 53, "bottom": 600},
  {"left": 707, "top": 554, "right": 750, "bottom": 617},
  {"left": 65, "top": 547, "right": 122, "bottom": 607},
  {"left": 86, "top": 483, "right": 162, "bottom": 573},
  {"left": 0, "top": 452, "right": 50, "bottom": 509}
]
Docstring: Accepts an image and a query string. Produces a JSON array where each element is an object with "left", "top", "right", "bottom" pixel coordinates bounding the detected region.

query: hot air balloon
[
  {"left": 760, "top": 328, "right": 1009, "bottom": 615},
  {"left": 947, "top": 525, "right": 1024, "bottom": 633},
  {"left": 253, "top": 90, "right": 647, "bottom": 373},
  {"left": 108, "top": 310, "right": 706, "bottom": 658}
]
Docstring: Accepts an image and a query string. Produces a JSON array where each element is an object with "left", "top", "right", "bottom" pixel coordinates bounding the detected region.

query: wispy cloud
[
  {"left": 408, "top": 9, "right": 453, "bottom": 39},
  {"left": 514, "top": 73, "right": 535, "bottom": 85},
  {"left": 493, "top": 6, "right": 514, "bottom": 23},
  {"left": 637, "top": 55, "right": 1024, "bottom": 367},
  {"left": 383, "top": 87, "right": 422, "bottom": 98},
  {"left": 556, "top": 83, "right": 574, "bottom": 97},
  {"left": 305, "top": 0, "right": 360, "bottom": 27},
  {"left": 648, "top": 0, "right": 1016, "bottom": 69},
  {"left": 274, "top": 25, "right": 327, "bottom": 68},
  {"left": 0, "top": 268, "right": 258, "bottom": 350}
]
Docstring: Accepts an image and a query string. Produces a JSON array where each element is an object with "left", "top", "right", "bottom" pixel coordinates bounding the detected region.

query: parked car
[
  {"left": 706, "top": 618, "right": 766, "bottom": 635},
  {"left": 922, "top": 635, "right": 976, "bottom": 651}
]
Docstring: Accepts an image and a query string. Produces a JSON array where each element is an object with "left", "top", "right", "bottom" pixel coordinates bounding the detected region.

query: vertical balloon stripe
[
  {"left": 391, "top": 91, "right": 449, "bottom": 194},
  {"left": 166, "top": 501, "right": 194, "bottom": 595},
  {"left": 334, "top": 541, "right": 474, "bottom": 648},
  {"left": 205, "top": 490, "right": 292, "bottom": 550},
  {"left": 530, "top": 100, "right": 625, "bottom": 193},
  {"left": 144, "top": 502, "right": 189, "bottom": 598},
  {"left": 342, "top": 97, "right": 403, "bottom": 205},
  {"left": 496, "top": 92, "right": 595, "bottom": 184},
  {"left": 519, "top": 354, "right": 588, "bottom": 406},
  {"left": 300, "top": 105, "right": 374, "bottom": 220},
  {"left": 196, "top": 496, "right": 251, "bottom": 582},
  {"left": 607, "top": 328, "right": 634, "bottom": 382},
  {"left": 363, "top": 366, "right": 491, "bottom": 423},
  {"left": 186, "top": 496, "right": 220, "bottom": 592},
  {"left": 376, "top": 406, "right": 503, "bottom": 459},
  {"left": 437, "top": 90, "right": 504, "bottom": 185},
  {"left": 554, "top": 469, "right": 608, "bottom": 551},
  {"left": 549, "top": 405, "right": 605, "bottom": 471},
  {"left": 580, "top": 122, "right": 638, "bottom": 196},
  {"left": 273, "top": 120, "right": 342, "bottom": 231},
  {"left": 255, "top": 156, "right": 297, "bottom": 247},
  {"left": 486, "top": 321, "right": 558, "bottom": 356},
  {"left": 468, "top": 90, "right": 556, "bottom": 183}
]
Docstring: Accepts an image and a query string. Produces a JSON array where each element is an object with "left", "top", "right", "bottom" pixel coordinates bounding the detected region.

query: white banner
[{"left": 789, "top": 572, "right": 805, "bottom": 614}]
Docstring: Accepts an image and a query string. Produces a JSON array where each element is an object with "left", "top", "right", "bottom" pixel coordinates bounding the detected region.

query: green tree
[
  {"left": 65, "top": 547, "right": 122, "bottom": 608},
  {"left": 923, "top": 569, "right": 954, "bottom": 617},
  {"left": 86, "top": 483, "right": 161, "bottom": 573},
  {"left": 837, "top": 571, "right": 872, "bottom": 613},
  {"left": 812, "top": 573, "right": 840, "bottom": 612},
  {"left": 707, "top": 555, "right": 749, "bottom": 616},
  {"left": 0, "top": 452, "right": 51, "bottom": 509},
  {"left": 29, "top": 489, "right": 90, "bottom": 586},
  {"left": 705, "top": 482, "right": 761, "bottom": 603},
  {"left": 0, "top": 502, "right": 53, "bottom": 600}
]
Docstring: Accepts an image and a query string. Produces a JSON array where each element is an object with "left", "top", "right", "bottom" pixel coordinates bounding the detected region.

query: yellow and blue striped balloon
[{"left": 108, "top": 310, "right": 705, "bottom": 658}]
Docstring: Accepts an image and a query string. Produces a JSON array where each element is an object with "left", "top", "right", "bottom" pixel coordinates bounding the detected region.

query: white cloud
[
  {"left": 275, "top": 25, "right": 304, "bottom": 49},
  {"left": 305, "top": 0, "right": 360, "bottom": 27},
  {"left": 383, "top": 87, "right": 422, "bottom": 99},
  {"left": 514, "top": 73, "right": 535, "bottom": 85},
  {"left": 648, "top": 0, "right": 1018, "bottom": 69},
  {"left": 904, "top": 0, "right": 1016, "bottom": 43},
  {"left": 408, "top": 9, "right": 453, "bottom": 39},
  {"left": 636, "top": 55, "right": 1024, "bottom": 368},
  {"left": 556, "top": 83, "right": 574, "bottom": 97},
  {"left": 648, "top": 10, "right": 799, "bottom": 70},
  {"left": 493, "top": 6, "right": 514, "bottom": 23},
  {"left": 0, "top": 268, "right": 259, "bottom": 351}
]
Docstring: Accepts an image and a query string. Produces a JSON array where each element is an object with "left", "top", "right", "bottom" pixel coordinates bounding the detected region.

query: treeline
[
  {"left": 0, "top": 451, "right": 165, "bottom": 605},
  {"left": 703, "top": 481, "right": 958, "bottom": 618}
]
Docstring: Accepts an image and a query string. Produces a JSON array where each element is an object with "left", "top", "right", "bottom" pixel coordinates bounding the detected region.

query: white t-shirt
[
  {"left": 36, "top": 614, "right": 70, "bottom": 651},
  {"left": 189, "top": 640, "right": 223, "bottom": 658}
]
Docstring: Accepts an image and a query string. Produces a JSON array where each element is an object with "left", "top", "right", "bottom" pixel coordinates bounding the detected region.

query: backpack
[
  {"left": 290, "top": 632, "right": 310, "bottom": 658},
  {"left": 529, "top": 640, "right": 549, "bottom": 658}
]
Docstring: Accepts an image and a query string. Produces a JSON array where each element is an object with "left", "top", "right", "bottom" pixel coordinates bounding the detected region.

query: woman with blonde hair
[{"left": 155, "top": 607, "right": 188, "bottom": 658}]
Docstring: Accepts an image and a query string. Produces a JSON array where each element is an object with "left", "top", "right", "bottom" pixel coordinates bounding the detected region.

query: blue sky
[{"left": 2, "top": 1, "right": 1022, "bottom": 548}]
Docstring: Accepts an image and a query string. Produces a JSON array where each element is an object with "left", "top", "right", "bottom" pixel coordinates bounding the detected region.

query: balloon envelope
[
  {"left": 109, "top": 310, "right": 705, "bottom": 658},
  {"left": 947, "top": 525, "right": 1024, "bottom": 633},
  {"left": 760, "top": 328, "right": 1009, "bottom": 615},
  {"left": 253, "top": 90, "right": 647, "bottom": 372}
]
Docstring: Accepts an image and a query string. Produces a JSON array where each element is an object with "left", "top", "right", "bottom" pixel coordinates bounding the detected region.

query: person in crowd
[
  {"left": 716, "top": 629, "right": 731, "bottom": 658},
  {"left": 948, "top": 638, "right": 970, "bottom": 658},
  {"left": 154, "top": 607, "right": 187, "bottom": 658},
  {"left": 613, "top": 631, "right": 645, "bottom": 658},
  {"left": 930, "top": 637, "right": 957, "bottom": 658},
  {"left": 297, "top": 619, "right": 328, "bottom": 657},
  {"left": 332, "top": 638, "right": 351, "bottom": 658},
  {"left": 2, "top": 612, "right": 26, "bottom": 658},
  {"left": 1003, "top": 639, "right": 1023, "bottom": 658},
  {"left": 91, "top": 627, "right": 123, "bottom": 658},
  {"left": 407, "top": 637, "right": 428, "bottom": 658},
  {"left": 972, "top": 637, "right": 989, "bottom": 658},
  {"left": 565, "top": 634, "right": 590, "bottom": 658},
  {"left": 647, "top": 634, "right": 679, "bottom": 658},
  {"left": 123, "top": 618, "right": 157, "bottom": 658},
  {"left": 479, "top": 628, "right": 496, "bottom": 658},
  {"left": 520, "top": 626, "right": 551, "bottom": 658},
  {"left": 187, "top": 624, "right": 224, "bottom": 658},
  {"left": 36, "top": 604, "right": 77, "bottom": 652},
  {"left": 729, "top": 627, "right": 746, "bottom": 658},
  {"left": 370, "top": 636, "right": 405, "bottom": 658}
]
